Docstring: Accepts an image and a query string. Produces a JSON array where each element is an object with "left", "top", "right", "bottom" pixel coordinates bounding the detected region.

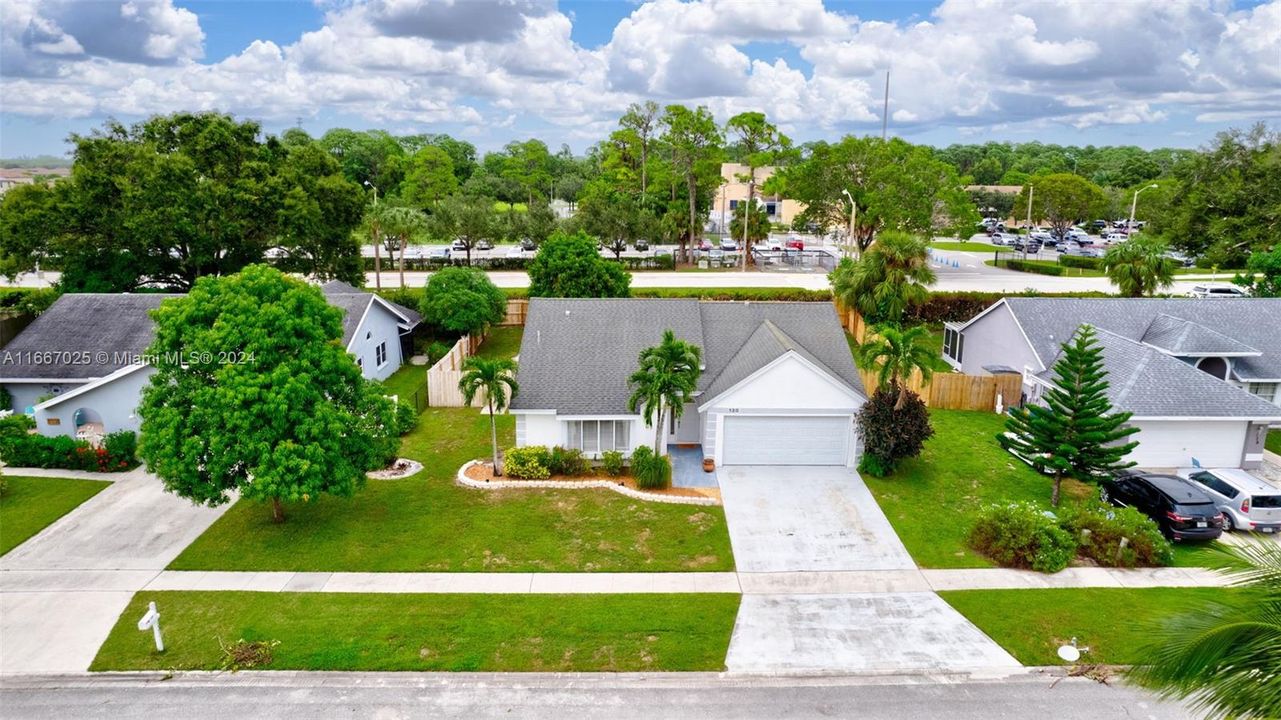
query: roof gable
[{"left": 1140, "top": 314, "right": 1259, "bottom": 356}]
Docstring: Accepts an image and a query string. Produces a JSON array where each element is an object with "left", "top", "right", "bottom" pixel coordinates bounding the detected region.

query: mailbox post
[{"left": 137, "top": 601, "right": 164, "bottom": 652}]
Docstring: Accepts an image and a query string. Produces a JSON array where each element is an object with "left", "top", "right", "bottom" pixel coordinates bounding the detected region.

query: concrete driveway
[
  {"left": 717, "top": 466, "right": 916, "bottom": 572},
  {"left": 0, "top": 469, "right": 226, "bottom": 673}
]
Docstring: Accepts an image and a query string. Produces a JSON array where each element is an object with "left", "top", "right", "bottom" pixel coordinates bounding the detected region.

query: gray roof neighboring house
[
  {"left": 2, "top": 286, "right": 421, "bottom": 382},
  {"left": 1035, "top": 328, "right": 1281, "bottom": 418},
  {"left": 0, "top": 294, "right": 177, "bottom": 380},
  {"left": 510, "top": 298, "right": 863, "bottom": 415},
  {"left": 1139, "top": 314, "right": 1260, "bottom": 357},
  {"left": 999, "top": 298, "right": 1281, "bottom": 381}
]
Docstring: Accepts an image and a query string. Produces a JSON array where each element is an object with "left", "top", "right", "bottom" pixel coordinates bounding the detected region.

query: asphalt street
[{"left": 0, "top": 672, "right": 1197, "bottom": 720}]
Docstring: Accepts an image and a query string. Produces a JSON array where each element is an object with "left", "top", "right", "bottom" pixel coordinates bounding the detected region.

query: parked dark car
[
  {"left": 519, "top": 237, "right": 537, "bottom": 251},
  {"left": 634, "top": 238, "right": 650, "bottom": 251},
  {"left": 1099, "top": 472, "right": 1224, "bottom": 541}
]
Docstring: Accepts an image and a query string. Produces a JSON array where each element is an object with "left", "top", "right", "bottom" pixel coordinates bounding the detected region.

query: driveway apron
[{"left": 0, "top": 469, "right": 226, "bottom": 673}]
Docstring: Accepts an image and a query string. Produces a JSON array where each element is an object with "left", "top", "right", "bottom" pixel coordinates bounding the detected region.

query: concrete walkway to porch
[{"left": 668, "top": 445, "right": 718, "bottom": 488}]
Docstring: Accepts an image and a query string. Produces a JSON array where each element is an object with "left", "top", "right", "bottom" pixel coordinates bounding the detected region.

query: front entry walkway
[
  {"left": 716, "top": 466, "right": 915, "bottom": 572},
  {"left": 669, "top": 445, "right": 717, "bottom": 488}
]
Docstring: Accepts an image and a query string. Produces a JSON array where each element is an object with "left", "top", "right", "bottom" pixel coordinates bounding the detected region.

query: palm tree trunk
[
  {"left": 489, "top": 396, "right": 501, "bottom": 476},
  {"left": 373, "top": 235, "right": 382, "bottom": 290},
  {"left": 654, "top": 404, "right": 664, "bottom": 454},
  {"left": 398, "top": 236, "right": 406, "bottom": 289}
]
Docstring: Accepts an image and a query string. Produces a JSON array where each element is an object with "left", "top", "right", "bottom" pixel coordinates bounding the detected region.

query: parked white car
[
  {"left": 1062, "top": 241, "right": 1105, "bottom": 258},
  {"left": 1103, "top": 232, "right": 1130, "bottom": 244},
  {"left": 1189, "top": 284, "right": 1248, "bottom": 298},
  {"left": 1180, "top": 468, "right": 1281, "bottom": 533}
]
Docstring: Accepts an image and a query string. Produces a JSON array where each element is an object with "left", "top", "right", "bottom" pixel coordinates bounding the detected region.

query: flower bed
[
  {"left": 457, "top": 460, "right": 720, "bottom": 506},
  {"left": 0, "top": 416, "right": 138, "bottom": 473}
]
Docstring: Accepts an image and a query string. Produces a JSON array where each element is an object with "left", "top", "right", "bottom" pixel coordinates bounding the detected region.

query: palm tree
[
  {"left": 1130, "top": 539, "right": 1281, "bottom": 719},
  {"left": 1104, "top": 236, "right": 1177, "bottom": 297},
  {"left": 627, "top": 330, "right": 702, "bottom": 453},
  {"left": 458, "top": 356, "right": 519, "bottom": 476},
  {"left": 830, "top": 231, "right": 935, "bottom": 324},
  {"left": 857, "top": 324, "right": 943, "bottom": 409}
]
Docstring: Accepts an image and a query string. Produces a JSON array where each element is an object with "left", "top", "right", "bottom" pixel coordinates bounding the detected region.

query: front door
[{"left": 667, "top": 403, "right": 700, "bottom": 445}]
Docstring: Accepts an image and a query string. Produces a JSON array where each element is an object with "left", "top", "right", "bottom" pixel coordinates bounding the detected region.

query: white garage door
[
  {"left": 1127, "top": 420, "right": 1246, "bottom": 468},
  {"left": 722, "top": 415, "right": 852, "bottom": 466}
]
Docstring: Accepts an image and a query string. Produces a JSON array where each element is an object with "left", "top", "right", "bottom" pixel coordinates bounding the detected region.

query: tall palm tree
[
  {"left": 627, "top": 330, "right": 702, "bottom": 453},
  {"left": 458, "top": 356, "right": 519, "bottom": 476},
  {"left": 1104, "top": 236, "right": 1177, "bottom": 297},
  {"left": 830, "top": 231, "right": 935, "bottom": 324},
  {"left": 857, "top": 324, "right": 943, "bottom": 409},
  {"left": 1130, "top": 539, "right": 1281, "bottom": 719}
]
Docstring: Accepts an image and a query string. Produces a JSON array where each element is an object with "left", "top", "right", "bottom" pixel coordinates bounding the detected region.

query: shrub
[
  {"left": 600, "top": 450, "right": 625, "bottom": 477},
  {"left": 856, "top": 385, "right": 934, "bottom": 476},
  {"left": 393, "top": 400, "right": 419, "bottom": 435},
  {"left": 0, "top": 386, "right": 11, "bottom": 412},
  {"left": 1062, "top": 502, "right": 1173, "bottom": 568},
  {"left": 0, "top": 413, "right": 36, "bottom": 438},
  {"left": 1059, "top": 255, "right": 1103, "bottom": 270},
  {"left": 425, "top": 341, "right": 452, "bottom": 365},
  {"left": 102, "top": 431, "right": 138, "bottom": 467},
  {"left": 419, "top": 266, "right": 506, "bottom": 337},
  {"left": 503, "top": 445, "right": 550, "bottom": 479},
  {"left": 548, "top": 445, "right": 588, "bottom": 476},
  {"left": 630, "top": 445, "right": 672, "bottom": 490},
  {"left": 0, "top": 426, "right": 138, "bottom": 472},
  {"left": 998, "top": 258, "right": 1065, "bottom": 276},
  {"left": 969, "top": 502, "right": 1078, "bottom": 573}
]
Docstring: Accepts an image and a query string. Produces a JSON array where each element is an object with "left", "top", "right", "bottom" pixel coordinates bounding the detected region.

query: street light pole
[
  {"left": 364, "top": 181, "right": 381, "bottom": 290},
  {"left": 1129, "top": 183, "right": 1158, "bottom": 235},
  {"left": 1024, "top": 185, "right": 1034, "bottom": 259}
]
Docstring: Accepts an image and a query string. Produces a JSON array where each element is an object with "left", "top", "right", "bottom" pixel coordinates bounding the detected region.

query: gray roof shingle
[
  {"left": 1139, "top": 314, "right": 1259, "bottom": 356},
  {"left": 320, "top": 281, "right": 421, "bottom": 344},
  {"left": 1002, "top": 298, "right": 1281, "bottom": 381},
  {"left": 509, "top": 298, "right": 863, "bottom": 414},
  {"left": 1036, "top": 327, "right": 1281, "bottom": 418}
]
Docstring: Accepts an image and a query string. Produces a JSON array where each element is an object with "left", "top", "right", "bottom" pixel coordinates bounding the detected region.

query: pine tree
[{"left": 999, "top": 324, "right": 1140, "bottom": 506}]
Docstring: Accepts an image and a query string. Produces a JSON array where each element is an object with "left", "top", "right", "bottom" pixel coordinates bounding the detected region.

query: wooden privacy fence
[
  {"left": 838, "top": 299, "right": 1022, "bottom": 413},
  {"left": 501, "top": 298, "right": 528, "bottom": 326},
  {"left": 426, "top": 332, "right": 486, "bottom": 407}
]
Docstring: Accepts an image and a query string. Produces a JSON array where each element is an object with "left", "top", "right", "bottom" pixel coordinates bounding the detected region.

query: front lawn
[
  {"left": 930, "top": 241, "right": 1000, "bottom": 252},
  {"left": 92, "top": 591, "right": 739, "bottom": 672},
  {"left": 941, "top": 587, "right": 1226, "bottom": 665},
  {"left": 0, "top": 475, "right": 110, "bottom": 555},
  {"left": 1267, "top": 429, "right": 1281, "bottom": 456},
  {"left": 170, "top": 407, "right": 734, "bottom": 572},
  {"left": 379, "top": 363, "right": 427, "bottom": 405},
  {"left": 862, "top": 409, "right": 1092, "bottom": 568}
]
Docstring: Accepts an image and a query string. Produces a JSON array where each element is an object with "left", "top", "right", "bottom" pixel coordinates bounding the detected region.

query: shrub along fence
[{"left": 426, "top": 332, "right": 486, "bottom": 407}]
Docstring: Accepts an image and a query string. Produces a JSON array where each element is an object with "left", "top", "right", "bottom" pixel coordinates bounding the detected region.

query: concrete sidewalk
[{"left": 0, "top": 566, "right": 1231, "bottom": 597}]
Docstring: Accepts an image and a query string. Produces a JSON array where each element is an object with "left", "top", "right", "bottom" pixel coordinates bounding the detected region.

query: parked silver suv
[{"left": 1179, "top": 468, "right": 1281, "bottom": 534}]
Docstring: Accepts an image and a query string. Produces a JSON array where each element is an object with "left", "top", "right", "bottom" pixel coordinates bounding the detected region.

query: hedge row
[
  {"left": 1058, "top": 255, "right": 1104, "bottom": 270},
  {"left": 0, "top": 416, "right": 139, "bottom": 472},
  {"left": 996, "top": 259, "right": 1066, "bottom": 276},
  {"left": 0, "top": 287, "right": 60, "bottom": 317}
]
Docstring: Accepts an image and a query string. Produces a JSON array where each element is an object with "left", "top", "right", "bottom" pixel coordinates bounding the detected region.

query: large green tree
[
  {"left": 400, "top": 146, "right": 457, "bottom": 208},
  {"left": 774, "top": 137, "right": 976, "bottom": 253},
  {"left": 0, "top": 182, "right": 58, "bottom": 279},
  {"left": 725, "top": 111, "right": 790, "bottom": 266},
  {"left": 627, "top": 330, "right": 702, "bottom": 453},
  {"left": 660, "top": 105, "right": 723, "bottom": 262},
  {"left": 999, "top": 325, "right": 1140, "bottom": 507},
  {"left": 829, "top": 231, "right": 935, "bottom": 324},
  {"left": 431, "top": 195, "right": 497, "bottom": 265},
  {"left": 138, "top": 265, "right": 397, "bottom": 523},
  {"left": 1104, "top": 236, "right": 1177, "bottom": 297},
  {"left": 528, "top": 230, "right": 630, "bottom": 298},
  {"left": 419, "top": 266, "right": 506, "bottom": 336},
  {"left": 1014, "top": 173, "right": 1108, "bottom": 239},
  {"left": 1131, "top": 539, "right": 1281, "bottom": 719},
  {"left": 728, "top": 200, "right": 769, "bottom": 247},
  {"left": 459, "top": 356, "right": 519, "bottom": 476},
  {"left": 1235, "top": 245, "right": 1281, "bottom": 297}
]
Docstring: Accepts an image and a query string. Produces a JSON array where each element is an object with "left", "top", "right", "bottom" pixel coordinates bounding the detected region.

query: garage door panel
[{"left": 723, "top": 415, "right": 851, "bottom": 466}]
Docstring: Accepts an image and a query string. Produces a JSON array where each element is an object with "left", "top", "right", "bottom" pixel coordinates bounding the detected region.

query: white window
[
  {"left": 566, "top": 420, "right": 631, "bottom": 455},
  {"left": 943, "top": 324, "right": 964, "bottom": 364},
  {"left": 1248, "top": 382, "right": 1278, "bottom": 403},
  {"left": 375, "top": 341, "right": 388, "bottom": 367}
]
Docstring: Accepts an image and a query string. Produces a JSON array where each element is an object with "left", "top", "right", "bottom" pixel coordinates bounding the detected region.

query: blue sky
[{"left": 2, "top": 0, "right": 1278, "bottom": 158}]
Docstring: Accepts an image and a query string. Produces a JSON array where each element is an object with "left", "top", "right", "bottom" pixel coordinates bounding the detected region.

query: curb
[{"left": 455, "top": 460, "right": 720, "bottom": 506}]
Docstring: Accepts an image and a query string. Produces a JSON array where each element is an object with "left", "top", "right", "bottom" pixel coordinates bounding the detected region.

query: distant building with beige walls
[{"left": 710, "top": 163, "right": 806, "bottom": 232}]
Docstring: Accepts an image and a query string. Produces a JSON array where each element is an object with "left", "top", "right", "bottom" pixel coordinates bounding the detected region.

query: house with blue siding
[{"left": 0, "top": 282, "right": 419, "bottom": 440}]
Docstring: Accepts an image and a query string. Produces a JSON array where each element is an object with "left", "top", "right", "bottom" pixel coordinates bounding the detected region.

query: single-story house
[
  {"left": 510, "top": 298, "right": 867, "bottom": 467},
  {"left": 0, "top": 281, "right": 419, "bottom": 439},
  {"left": 943, "top": 297, "right": 1281, "bottom": 468}
]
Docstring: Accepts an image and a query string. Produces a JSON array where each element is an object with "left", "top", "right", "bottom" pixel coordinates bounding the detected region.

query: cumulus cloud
[{"left": 0, "top": 0, "right": 1278, "bottom": 146}]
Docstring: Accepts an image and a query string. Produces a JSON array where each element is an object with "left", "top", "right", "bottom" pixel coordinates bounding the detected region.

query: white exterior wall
[
  {"left": 348, "top": 303, "right": 405, "bottom": 381},
  {"left": 958, "top": 303, "right": 1042, "bottom": 378},
  {"left": 34, "top": 366, "right": 156, "bottom": 438},
  {"left": 513, "top": 411, "right": 651, "bottom": 458},
  {"left": 1127, "top": 419, "right": 1248, "bottom": 468},
  {"left": 702, "top": 355, "right": 864, "bottom": 467},
  {"left": 3, "top": 380, "right": 88, "bottom": 413}
]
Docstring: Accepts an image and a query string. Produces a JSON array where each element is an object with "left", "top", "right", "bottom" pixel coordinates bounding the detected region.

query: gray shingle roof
[
  {"left": 1140, "top": 314, "right": 1259, "bottom": 356},
  {"left": 2, "top": 287, "right": 420, "bottom": 380},
  {"left": 1035, "top": 327, "right": 1281, "bottom": 418},
  {"left": 0, "top": 294, "right": 176, "bottom": 380},
  {"left": 1002, "top": 298, "right": 1281, "bottom": 381},
  {"left": 509, "top": 298, "right": 863, "bottom": 414}
]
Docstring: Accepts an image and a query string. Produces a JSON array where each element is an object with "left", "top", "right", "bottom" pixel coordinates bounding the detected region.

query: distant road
[{"left": 0, "top": 671, "right": 1197, "bottom": 720}]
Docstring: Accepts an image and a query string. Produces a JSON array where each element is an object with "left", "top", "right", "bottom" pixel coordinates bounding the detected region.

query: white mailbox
[{"left": 137, "top": 601, "right": 164, "bottom": 652}]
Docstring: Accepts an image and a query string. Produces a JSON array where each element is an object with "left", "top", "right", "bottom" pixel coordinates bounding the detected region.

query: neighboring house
[
  {"left": 709, "top": 163, "right": 805, "bottom": 233},
  {"left": 510, "top": 298, "right": 866, "bottom": 467},
  {"left": 943, "top": 298, "right": 1281, "bottom": 469},
  {"left": 1, "top": 283, "right": 419, "bottom": 439}
]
